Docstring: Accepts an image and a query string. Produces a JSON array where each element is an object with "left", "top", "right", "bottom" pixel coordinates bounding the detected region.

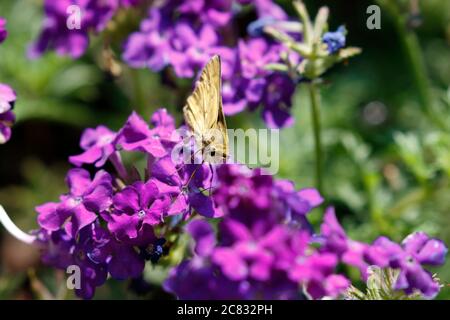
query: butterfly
[{"left": 183, "top": 55, "right": 229, "bottom": 164}]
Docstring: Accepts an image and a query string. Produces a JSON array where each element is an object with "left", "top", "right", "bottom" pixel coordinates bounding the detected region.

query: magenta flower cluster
[
  {"left": 29, "top": 0, "right": 141, "bottom": 59},
  {"left": 0, "top": 18, "right": 16, "bottom": 145},
  {"left": 122, "top": 0, "right": 298, "bottom": 128},
  {"left": 33, "top": 109, "right": 447, "bottom": 300},
  {"left": 164, "top": 166, "right": 447, "bottom": 300},
  {"left": 319, "top": 207, "right": 447, "bottom": 298},
  {"left": 35, "top": 108, "right": 220, "bottom": 298},
  {"left": 164, "top": 166, "right": 349, "bottom": 300}
]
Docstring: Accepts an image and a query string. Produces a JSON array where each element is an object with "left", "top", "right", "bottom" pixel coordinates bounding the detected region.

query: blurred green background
[{"left": 0, "top": 0, "right": 449, "bottom": 299}]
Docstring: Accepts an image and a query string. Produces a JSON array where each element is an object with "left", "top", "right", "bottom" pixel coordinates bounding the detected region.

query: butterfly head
[{"left": 201, "top": 133, "right": 227, "bottom": 163}]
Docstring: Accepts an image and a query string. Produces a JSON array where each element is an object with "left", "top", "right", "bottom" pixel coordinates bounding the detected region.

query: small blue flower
[
  {"left": 247, "top": 17, "right": 277, "bottom": 37},
  {"left": 322, "top": 26, "right": 347, "bottom": 54},
  {"left": 141, "top": 238, "right": 167, "bottom": 264}
]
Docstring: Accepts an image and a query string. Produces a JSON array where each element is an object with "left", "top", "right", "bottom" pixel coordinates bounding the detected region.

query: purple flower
[
  {"left": 169, "top": 199, "right": 350, "bottom": 300},
  {"left": 260, "top": 73, "right": 296, "bottom": 128},
  {"left": 213, "top": 165, "right": 320, "bottom": 229},
  {"left": 115, "top": 111, "right": 167, "bottom": 158},
  {"left": 174, "top": 0, "right": 288, "bottom": 28},
  {"left": 170, "top": 23, "right": 220, "bottom": 78},
  {"left": 211, "top": 224, "right": 312, "bottom": 299},
  {"left": 36, "top": 229, "right": 75, "bottom": 269},
  {"left": 122, "top": 1, "right": 298, "bottom": 128},
  {"left": 149, "top": 108, "right": 180, "bottom": 149},
  {"left": 69, "top": 125, "right": 117, "bottom": 167},
  {"left": 0, "top": 18, "right": 8, "bottom": 43},
  {"left": 105, "top": 180, "right": 169, "bottom": 240},
  {"left": 321, "top": 274, "right": 352, "bottom": 298},
  {"left": 186, "top": 220, "right": 217, "bottom": 257},
  {"left": 70, "top": 108, "right": 177, "bottom": 173},
  {"left": 164, "top": 260, "right": 248, "bottom": 299},
  {"left": 319, "top": 207, "right": 372, "bottom": 279},
  {"left": 221, "top": 40, "right": 271, "bottom": 114},
  {"left": 29, "top": 0, "right": 121, "bottom": 58},
  {"left": 124, "top": 11, "right": 235, "bottom": 79},
  {"left": 222, "top": 38, "right": 297, "bottom": 128},
  {"left": 214, "top": 165, "right": 273, "bottom": 210},
  {"left": 211, "top": 233, "right": 274, "bottom": 282},
  {"left": 40, "top": 232, "right": 104, "bottom": 300},
  {"left": 402, "top": 232, "right": 447, "bottom": 266},
  {"left": 122, "top": 9, "right": 173, "bottom": 71},
  {"left": 85, "top": 224, "right": 145, "bottom": 280},
  {"left": 274, "top": 180, "right": 323, "bottom": 227},
  {"left": 269, "top": 225, "right": 349, "bottom": 299},
  {"left": 320, "top": 207, "right": 447, "bottom": 298},
  {"left": 37, "top": 169, "right": 113, "bottom": 237},
  {"left": 320, "top": 207, "right": 350, "bottom": 255},
  {"left": 70, "top": 225, "right": 109, "bottom": 299},
  {"left": 166, "top": 215, "right": 349, "bottom": 300},
  {"left": 150, "top": 108, "right": 176, "bottom": 138},
  {"left": 238, "top": 38, "right": 281, "bottom": 79},
  {"left": 289, "top": 252, "right": 347, "bottom": 299},
  {"left": 178, "top": 0, "right": 233, "bottom": 27},
  {"left": 0, "top": 84, "right": 16, "bottom": 144},
  {"left": 151, "top": 156, "right": 223, "bottom": 218},
  {"left": 107, "top": 241, "right": 145, "bottom": 280},
  {"left": 369, "top": 232, "right": 447, "bottom": 299},
  {"left": 36, "top": 225, "right": 108, "bottom": 300},
  {"left": 165, "top": 219, "right": 301, "bottom": 300},
  {"left": 37, "top": 222, "right": 145, "bottom": 299},
  {"left": 322, "top": 26, "right": 346, "bottom": 54}
]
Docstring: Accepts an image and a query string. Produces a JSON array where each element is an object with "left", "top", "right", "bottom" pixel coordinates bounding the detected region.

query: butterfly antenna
[
  {"left": 195, "top": 163, "right": 217, "bottom": 195},
  {"left": 183, "top": 163, "right": 203, "bottom": 188}
]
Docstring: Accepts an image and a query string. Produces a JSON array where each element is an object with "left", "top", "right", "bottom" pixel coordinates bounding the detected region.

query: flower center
[
  {"left": 238, "top": 185, "right": 249, "bottom": 194},
  {"left": 70, "top": 196, "right": 83, "bottom": 206},
  {"left": 100, "top": 135, "right": 113, "bottom": 145},
  {"left": 246, "top": 242, "right": 258, "bottom": 252},
  {"left": 181, "top": 185, "right": 189, "bottom": 194},
  {"left": 295, "top": 256, "right": 306, "bottom": 265},
  {"left": 406, "top": 255, "right": 415, "bottom": 265},
  {"left": 138, "top": 210, "right": 146, "bottom": 218}
]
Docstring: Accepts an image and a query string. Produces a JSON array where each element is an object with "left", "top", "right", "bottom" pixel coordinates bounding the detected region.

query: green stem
[
  {"left": 379, "top": 0, "right": 448, "bottom": 131},
  {"left": 308, "top": 82, "right": 323, "bottom": 194},
  {"left": 397, "top": 23, "right": 447, "bottom": 130}
]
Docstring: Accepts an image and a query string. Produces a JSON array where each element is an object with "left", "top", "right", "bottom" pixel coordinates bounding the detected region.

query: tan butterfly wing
[
  {"left": 215, "top": 99, "right": 228, "bottom": 158},
  {"left": 183, "top": 55, "right": 228, "bottom": 159}
]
